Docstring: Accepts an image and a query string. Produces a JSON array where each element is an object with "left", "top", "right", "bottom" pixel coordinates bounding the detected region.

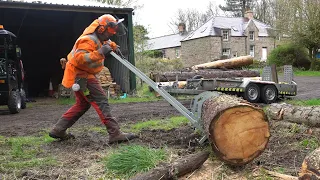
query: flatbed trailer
[{"left": 162, "top": 65, "right": 297, "bottom": 104}]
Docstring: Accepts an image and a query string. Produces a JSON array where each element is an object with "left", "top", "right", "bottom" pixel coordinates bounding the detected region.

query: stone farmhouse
[{"left": 146, "top": 11, "right": 282, "bottom": 67}]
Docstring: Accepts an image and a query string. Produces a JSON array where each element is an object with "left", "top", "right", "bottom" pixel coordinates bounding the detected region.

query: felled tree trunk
[
  {"left": 130, "top": 151, "right": 210, "bottom": 180},
  {"left": 191, "top": 55, "right": 254, "bottom": 70},
  {"left": 299, "top": 147, "right": 320, "bottom": 180},
  {"left": 266, "top": 103, "right": 320, "bottom": 127},
  {"left": 201, "top": 94, "right": 270, "bottom": 165},
  {"left": 150, "top": 69, "right": 260, "bottom": 82}
]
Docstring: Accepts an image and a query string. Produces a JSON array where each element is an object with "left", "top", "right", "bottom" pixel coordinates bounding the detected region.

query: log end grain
[
  {"left": 202, "top": 94, "right": 270, "bottom": 166},
  {"left": 299, "top": 147, "right": 320, "bottom": 180}
]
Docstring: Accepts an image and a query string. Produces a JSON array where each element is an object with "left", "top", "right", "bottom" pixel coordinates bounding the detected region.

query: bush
[
  {"left": 136, "top": 57, "right": 184, "bottom": 73},
  {"left": 267, "top": 43, "right": 310, "bottom": 69}
]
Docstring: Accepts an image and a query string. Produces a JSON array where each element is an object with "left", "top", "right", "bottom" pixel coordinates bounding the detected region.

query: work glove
[{"left": 98, "top": 44, "right": 113, "bottom": 56}]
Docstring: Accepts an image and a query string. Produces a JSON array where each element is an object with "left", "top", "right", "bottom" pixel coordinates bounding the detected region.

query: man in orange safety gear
[{"left": 49, "top": 14, "right": 138, "bottom": 144}]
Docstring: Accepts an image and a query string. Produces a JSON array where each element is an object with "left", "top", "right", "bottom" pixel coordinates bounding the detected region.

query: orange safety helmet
[{"left": 97, "top": 14, "right": 125, "bottom": 35}]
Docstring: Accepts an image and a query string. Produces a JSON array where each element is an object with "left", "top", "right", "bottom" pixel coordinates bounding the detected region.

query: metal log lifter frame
[{"left": 110, "top": 52, "right": 212, "bottom": 144}]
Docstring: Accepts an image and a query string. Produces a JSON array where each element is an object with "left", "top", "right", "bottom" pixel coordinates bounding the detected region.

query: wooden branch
[
  {"left": 129, "top": 151, "right": 210, "bottom": 180},
  {"left": 264, "top": 169, "right": 298, "bottom": 180}
]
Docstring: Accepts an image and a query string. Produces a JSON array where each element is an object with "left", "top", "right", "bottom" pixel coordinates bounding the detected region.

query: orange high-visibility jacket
[{"left": 62, "top": 19, "right": 117, "bottom": 88}]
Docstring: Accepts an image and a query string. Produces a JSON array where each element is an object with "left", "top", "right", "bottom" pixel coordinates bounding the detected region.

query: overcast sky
[{"left": 133, "top": 0, "right": 225, "bottom": 38}]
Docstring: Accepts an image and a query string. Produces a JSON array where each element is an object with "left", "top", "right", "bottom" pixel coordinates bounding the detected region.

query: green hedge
[{"left": 267, "top": 43, "right": 310, "bottom": 69}]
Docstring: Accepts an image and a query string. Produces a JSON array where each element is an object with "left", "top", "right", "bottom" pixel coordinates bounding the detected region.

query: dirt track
[{"left": 0, "top": 75, "right": 319, "bottom": 179}]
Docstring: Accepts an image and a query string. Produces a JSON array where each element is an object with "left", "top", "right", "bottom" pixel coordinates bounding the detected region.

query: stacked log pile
[
  {"left": 150, "top": 56, "right": 259, "bottom": 82},
  {"left": 97, "top": 67, "right": 119, "bottom": 97}
]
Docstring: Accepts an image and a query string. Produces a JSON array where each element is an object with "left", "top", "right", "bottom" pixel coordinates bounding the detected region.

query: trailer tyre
[
  {"left": 261, "top": 85, "right": 278, "bottom": 104},
  {"left": 244, "top": 83, "right": 260, "bottom": 103},
  {"left": 8, "top": 90, "right": 22, "bottom": 114}
]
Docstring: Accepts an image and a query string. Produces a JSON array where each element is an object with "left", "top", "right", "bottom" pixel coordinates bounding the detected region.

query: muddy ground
[{"left": 0, "top": 76, "right": 319, "bottom": 179}]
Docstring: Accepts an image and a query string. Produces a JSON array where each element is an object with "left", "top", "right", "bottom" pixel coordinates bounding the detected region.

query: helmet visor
[{"left": 108, "top": 18, "right": 127, "bottom": 36}]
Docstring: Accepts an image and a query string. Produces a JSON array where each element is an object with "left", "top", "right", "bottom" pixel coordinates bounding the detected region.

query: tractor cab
[{"left": 0, "top": 25, "right": 26, "bottom": 114}]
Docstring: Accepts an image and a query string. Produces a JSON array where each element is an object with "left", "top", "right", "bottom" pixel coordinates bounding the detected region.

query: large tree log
[
  {"left": 150, "top": 69, "right": 260, "bottom": 82},
  {"left": 192, "top": 55, "right": 254, "bottom": 70},
  {"left": 266, "top": 103, "right": 320, "bottom": 127},
  {"left": 299, "top": 147, "right": 320, "bottom": 180},
  {"left": 201, "top": 94, "right": 270, "bottom": 165},
  {"left": 130, "top": 151, "right": 210, "bottom": 180}
]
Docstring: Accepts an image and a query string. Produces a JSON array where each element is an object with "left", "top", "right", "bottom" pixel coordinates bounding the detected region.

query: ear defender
[{"left": 97, "top": 25, "right": 105, "bottom": 34}]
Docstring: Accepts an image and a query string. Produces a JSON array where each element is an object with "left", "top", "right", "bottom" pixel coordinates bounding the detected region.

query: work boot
[
  {"left": 106, "top": 118, "right": 139, "bottom": 144},
  {"left": 49, "top": 118, "right": 76, "bottom": 140}
]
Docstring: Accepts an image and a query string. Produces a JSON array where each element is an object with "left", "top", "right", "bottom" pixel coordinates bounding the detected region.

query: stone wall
[
  {"left": 222, "top": 36, "right": 247, "bottom": 58},
  {"left": 181, "top": 37, "right": 221, "bottom": 67},
  {"left": 163, "top": 47, "right": 180, "bottom": 60}
]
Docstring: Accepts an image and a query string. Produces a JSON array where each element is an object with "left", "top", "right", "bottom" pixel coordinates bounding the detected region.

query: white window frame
[
  {"left": 222, "top": 30, "right": 229, "bottom": 41},
  {"left": 249, "top": 31, "right": 254, "bottom": 41},
  {"left": 250, "top": 45, "right": 255, "bottom": 57},
  {"left": 222, "top": 48, "right": 230, "bottom": 56}
]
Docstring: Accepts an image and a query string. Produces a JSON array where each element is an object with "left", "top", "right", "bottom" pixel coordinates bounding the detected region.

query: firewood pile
[{"left": 96, "top": 67, "right": 120, "bottom": 97}]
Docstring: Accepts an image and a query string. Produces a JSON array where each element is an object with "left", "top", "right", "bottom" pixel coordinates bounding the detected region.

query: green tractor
[{"left": 0, "top": 25, "right": 27, "bottom": 114}]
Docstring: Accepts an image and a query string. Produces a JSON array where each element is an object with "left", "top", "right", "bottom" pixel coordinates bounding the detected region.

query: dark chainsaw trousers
[{"left": 62, "top": 77, "right": 112, "bottom": 125}]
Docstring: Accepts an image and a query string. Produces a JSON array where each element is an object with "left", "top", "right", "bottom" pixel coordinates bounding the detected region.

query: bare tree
[
  {"left": 93, "top": 0, "right": 142, "bottom": 9},
  {"left": 169, "top": 2, "right": 218, "bottom": 34}
]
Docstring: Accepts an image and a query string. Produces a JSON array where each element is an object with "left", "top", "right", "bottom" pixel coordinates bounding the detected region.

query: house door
[{"left": 262, "top": 47, "right": 267, "bottom": 61}]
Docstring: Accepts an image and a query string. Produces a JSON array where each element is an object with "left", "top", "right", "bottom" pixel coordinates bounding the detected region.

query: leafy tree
[
  {"left": 275, "top": 0, "right": 320, "bottom": 70},
  {"left": 133, "top": 24, "right": 149, "bottom": 61},
  {"left": 219, "top": 0, "right": 255, "bottom": 17}
]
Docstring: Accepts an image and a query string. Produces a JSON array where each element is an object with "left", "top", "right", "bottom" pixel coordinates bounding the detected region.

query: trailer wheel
[
  {"left": 8, "top": 90, "right": 22, "bottom": 114},
  {"left": 261, "top": 85, "right": 278, "bottom": 104},
  {"left": 244, "top": 83, "right": 260, "bottom": 103},
  {"left": 20, "top": 89, "right": 27, "bottom": 109}
]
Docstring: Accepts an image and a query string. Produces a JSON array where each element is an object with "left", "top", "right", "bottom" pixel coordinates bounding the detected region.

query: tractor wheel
[
  {"left": 261, "top": 85, "right": 278, "bottom": 104},
  {"left": 243, "top": 83, "right": 260, "bottom": 103},
  {"left": 20, "top": 89, "right": 27, "bottom": 109},
  {"left": 8, "top": 90, "right": 22, "bottom": 114}
]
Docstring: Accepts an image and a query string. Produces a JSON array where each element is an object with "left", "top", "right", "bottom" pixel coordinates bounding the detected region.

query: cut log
[
  {"left": 130, "top": 151, "right": 210, "bottom": 180},
  {"left": 201, "top": 93, "right": 270, "bottom": 165},
  {"left": 299, "top": 147, "right": 320, "bottom": 180},
  {"left": 150, "top": 69, "right": 260, "bottom": 82},
  {"left": 192, "top": 55, "right": 254, "bottom": 70},
  {"left": 157, "top": 81, "right": 187, "bottom": 88},
  {"left": 266, "top": 103, "right": 320, "bottom": 127}
]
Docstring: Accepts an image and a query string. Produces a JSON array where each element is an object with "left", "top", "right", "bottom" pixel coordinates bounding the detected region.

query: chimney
[
  {"left": 244, "top": 10, "right": 254, "bottom": 20},
  {"left": 178, "top": 23, "right": 186, "bottom": 35}
]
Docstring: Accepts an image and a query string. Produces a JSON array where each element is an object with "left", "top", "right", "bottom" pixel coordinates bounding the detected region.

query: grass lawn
[{"left": 286, "top": 98, "right": 320, "bottom": 106}]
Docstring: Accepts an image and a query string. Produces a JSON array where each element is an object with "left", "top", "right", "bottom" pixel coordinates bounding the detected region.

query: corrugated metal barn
[{"left": 0, "top": 0, "right": 136, "bottom": 97}]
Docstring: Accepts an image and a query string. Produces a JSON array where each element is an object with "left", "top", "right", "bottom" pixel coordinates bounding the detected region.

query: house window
[
  {"left": 175, "top": 48, "right": 180, "bottom": 58},
  {"left": 222, "top": 48, "right": 230, "bottom": 56},
  {"left": 250, "top": 45, "right": 255, "bottom": 57},
  {"left": 249, "top": 31, "right": 254, "bottom": 41},
  {"left": 222, "top": 30, "right": 229, "bottom": 41}
]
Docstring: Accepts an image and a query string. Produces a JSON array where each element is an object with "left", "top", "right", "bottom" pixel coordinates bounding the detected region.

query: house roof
[
  {"left": 182, "top": 16, "right": 273, "bottom": 41},
  {"left": 146, "top": 16, "right": 273, "bottom": 50},
  {"left": 146, "top": 33, "right": 188, "bottom": 50}
]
